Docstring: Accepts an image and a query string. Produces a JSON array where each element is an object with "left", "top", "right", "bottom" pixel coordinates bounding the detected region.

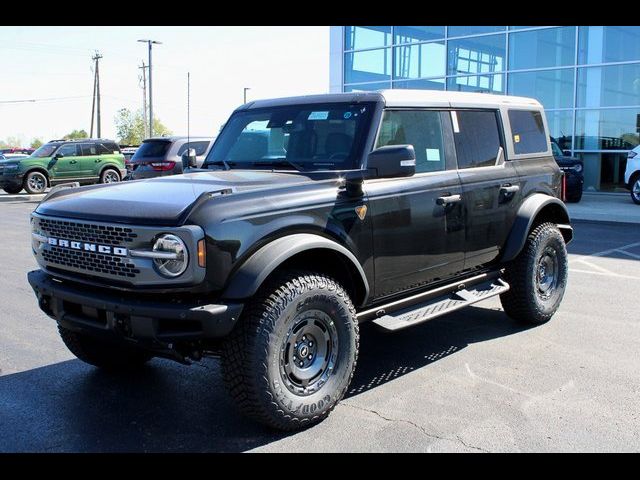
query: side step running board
[{"left": 369, "top": 278, "right": 509, "bottom": 332}]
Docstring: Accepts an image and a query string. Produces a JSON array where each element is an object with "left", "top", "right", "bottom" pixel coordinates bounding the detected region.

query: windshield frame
[{"left": 203, "top": 101, "right": 382, "bottom": 172}]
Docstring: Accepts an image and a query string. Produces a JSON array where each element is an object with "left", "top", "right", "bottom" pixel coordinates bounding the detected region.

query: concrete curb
[{"left": 0, "top": 194, "right": 45, "bottom": 203}]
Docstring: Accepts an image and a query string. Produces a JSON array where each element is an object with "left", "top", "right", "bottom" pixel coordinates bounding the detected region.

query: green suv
[{"left": 0, "top": 138, "right": 126, "bottom": 194}]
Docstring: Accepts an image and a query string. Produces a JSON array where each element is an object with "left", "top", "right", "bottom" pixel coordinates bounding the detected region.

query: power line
[{"left": 0, "top": 95, "right": 91, "bottom": 104}]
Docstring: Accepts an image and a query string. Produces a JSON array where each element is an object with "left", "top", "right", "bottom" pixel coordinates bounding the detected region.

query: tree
[
  {"left": 63, "top": 129, "right": 88, "bottom": 140},
  {"left": 114, "top": 108, "right": 172, "bottom": 145},
  {"left": 30, "top": 138, "right": 43, "bottom": 149}
]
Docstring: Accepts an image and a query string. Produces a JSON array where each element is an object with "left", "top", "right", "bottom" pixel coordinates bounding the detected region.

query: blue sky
[{"left": 0, "top": 26, "right": 329, "bottom": 144}]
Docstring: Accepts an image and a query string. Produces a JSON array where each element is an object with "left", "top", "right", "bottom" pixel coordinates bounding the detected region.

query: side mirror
[
  {"left": 367, "top": 145, "right": 416, "bottom": 179},
  {"left": 54, "top": 153, "right": 64, "bottom": 160},
  {"left": 563, "top": 150, "right": 571, "bottom": 156},
  {"left": 182, "top": 148, "right": 197, "bottom": 169}
]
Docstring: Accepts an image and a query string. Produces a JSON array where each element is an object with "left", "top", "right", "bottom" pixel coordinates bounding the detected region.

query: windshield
[
  {"left": 31, "top": 143, "right": 59, "bottom": 158},
  {"left": 550, "top": 138, "right": 563, "bottom": 156},
  {"left": 132, "top": 140, "right": 171, "bottom": 159},
  {"left": 203, "top": 102, "right": 376, "bottom": 171}
]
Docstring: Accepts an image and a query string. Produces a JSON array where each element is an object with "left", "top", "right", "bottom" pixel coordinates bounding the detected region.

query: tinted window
[
  {"left": 376, "top": 110, "right": 446, "bottom": 173},
  {"left": 57, "top": 144, "right": 78, "bottom": 157},
  {"left": 508, "top": 110, "right": 548, "bottom": 154},
  {"left": 80, "top": 143, "right": 98, "bottom": 156},
  {"left": 31, "top": 143, "right": 59, "bottom": 158},
  {"left": 103, "top": 142, "right": 120, "bottom": 153},
  {"left": 132, "top": 141, "right": 171, "bottom": 159},
  {"left": 177, "top": 141, "right": 210, "bottom": 156},
  {"left": 453, "top": 110, "right": 503, "bottom": 168}
]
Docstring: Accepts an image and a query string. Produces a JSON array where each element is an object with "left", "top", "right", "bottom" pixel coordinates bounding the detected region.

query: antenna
[{"left": 187, "top": 72, "right": 190, "bottom": 148}]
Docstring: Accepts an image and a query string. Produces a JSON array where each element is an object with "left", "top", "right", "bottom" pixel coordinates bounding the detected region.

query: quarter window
[
  {"left": 508, "top": 109, "right": 548, "bottom": 154},
  {"left": 376, "top": 110, "right": 446, "bottom": 173},
  {"left": 452, "top": 110, "right": 503, "bottom": 169}
]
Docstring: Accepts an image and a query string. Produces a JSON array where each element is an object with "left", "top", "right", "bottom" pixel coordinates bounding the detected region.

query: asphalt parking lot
[{"left": 0, "top": 201, "right": 639, "bottom": 452}]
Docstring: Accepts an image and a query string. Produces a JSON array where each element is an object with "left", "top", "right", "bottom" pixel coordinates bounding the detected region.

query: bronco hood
[{"left": 35, "top": 170, "right": 315, "bottom": 225}]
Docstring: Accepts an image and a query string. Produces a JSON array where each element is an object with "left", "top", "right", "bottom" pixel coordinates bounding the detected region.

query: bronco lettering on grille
[{"left": 46, "top": 237, "right": 128, "bottom": 257}]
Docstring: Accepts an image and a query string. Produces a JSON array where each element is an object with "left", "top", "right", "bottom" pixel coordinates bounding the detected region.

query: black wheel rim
[
  {"left": 28, "top": 173, "right": 46, "bottom": 192},
  {"left": 633, "top": 180, "right": 640, "bottom": 201},
  {"left": 104, "top": 171, "right": 119, "bottom": 183},
  {"left": 279, "top": 309, "right": 338, "bottom": 397},
  {"left": 536, "top": 246, "right": 559, "bottom": 300}
]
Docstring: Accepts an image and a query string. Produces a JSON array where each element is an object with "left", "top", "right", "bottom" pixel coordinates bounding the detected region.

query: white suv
[{"left": 625, "top": 145, "right": 640, "bottom": 204}]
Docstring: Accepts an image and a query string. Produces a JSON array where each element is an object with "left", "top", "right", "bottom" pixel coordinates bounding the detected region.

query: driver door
[{"left": 50, "top": 143, "right": 80, "bottom": 179}]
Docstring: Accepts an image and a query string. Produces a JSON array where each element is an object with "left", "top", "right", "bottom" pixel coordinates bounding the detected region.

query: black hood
[{"left": 35, "top": 169, "right": 318, "bottom": 225}]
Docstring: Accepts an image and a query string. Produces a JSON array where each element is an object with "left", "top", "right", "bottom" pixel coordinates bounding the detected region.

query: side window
[
  {"left": 95, "top": 143, "right": 113, "bottom": 154},
  {"left": 508, "top": 109, "right": 548, "bottom": 155},
  {"left": 375, "top": 110, "right": 446, "bottom": 173},
  {"left": 177, "top": 141, "right": 210, "bottom": 156},
  {"left": 452, "top": 110, "right": 503, "bottom": 169},
  {"left": 57, "top": 144, "right": 78, "bottom": 157},
  {"left": 104, "top": 142, "right": 120, "bottom": 153},
  {"left": 80, "top": 143, "right": 98, "bottom": 156}
]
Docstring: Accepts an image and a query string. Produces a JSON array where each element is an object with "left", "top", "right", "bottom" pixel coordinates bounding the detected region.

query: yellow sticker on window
[{"left": 514, "top": 134, "right": 521, "bottom": 143}]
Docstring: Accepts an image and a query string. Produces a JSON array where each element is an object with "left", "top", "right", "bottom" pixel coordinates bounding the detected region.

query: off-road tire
[
  {"left": 58, "top": 325, "right": 153, "bottom": 370},
  {"left": 221, "top": 271, "right": 359, "bottom": 431},
  {"left": 100, "top": 168, "right": 121, "bottom": 184},
  {"left": 500, "top": 222, "right": 568, "bottom": 325},
  {"left": 23, "top": 171, "right": 48, "bottom": 194},
  {"left": 3, "top": 185, "right": 22, "bottom": 194}
]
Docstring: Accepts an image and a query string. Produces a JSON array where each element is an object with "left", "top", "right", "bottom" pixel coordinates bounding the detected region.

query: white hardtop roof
[{"left": 378, "top": 89, "right": 542, "bottom": 109}]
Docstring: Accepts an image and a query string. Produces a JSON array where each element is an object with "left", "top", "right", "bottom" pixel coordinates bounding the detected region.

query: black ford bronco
[{"left": 28, "top": 90, "right": 573, "bottom": 430}]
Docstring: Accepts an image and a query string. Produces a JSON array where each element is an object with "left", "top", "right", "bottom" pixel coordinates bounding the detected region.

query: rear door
[
  {"left": 50, "top": 143, "right": 80, "bottom": 179},
  {"left": 367, "top": 109, "right": 465, "bottom": 300},
  {"left": 452, "top": 109, "right": 523, "bottom": 269},
  {"left": 76, "top": 143, "right": 102, "bottom": 177}
]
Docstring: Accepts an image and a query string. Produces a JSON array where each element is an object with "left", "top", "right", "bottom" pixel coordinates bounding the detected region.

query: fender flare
[
  {"left": 222, "top": 233, "right": 370, "bottom": 305},
  {"left": 501, "top": 194, "right": 573, "bottom": 262}
]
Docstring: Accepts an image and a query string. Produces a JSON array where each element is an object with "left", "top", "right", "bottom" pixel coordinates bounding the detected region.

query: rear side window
[
  {"left": 376, "top": 110, "right": 446, "bottom": 173},
  {"left": 80, "top": 143, "right": 98, "bottom": 156},
  {"left": 132, "top": 141, "right": 171, "bottom": 159},
  {"left": 102, "top": 142, "right": 120, "bottom": 153},
  {"left": 177, "top": 141, "right": 210, "bottom": 156},
  {"left": 509, "top": 109, "right": 547, "bottom": 155},
  {"left": 452, "top": 110, "right": 503, "bottom": 169}
]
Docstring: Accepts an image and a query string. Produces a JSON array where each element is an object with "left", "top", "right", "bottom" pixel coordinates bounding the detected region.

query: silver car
[{"left": 128, "top": 136, "right": 214, "bottom": 180}]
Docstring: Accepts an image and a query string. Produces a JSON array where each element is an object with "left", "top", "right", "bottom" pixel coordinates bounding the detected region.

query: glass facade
[{"left": 336, "top": 25, "right": 640, "bottom": 192}]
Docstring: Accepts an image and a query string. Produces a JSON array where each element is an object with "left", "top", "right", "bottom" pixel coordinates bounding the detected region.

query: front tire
[
  {"left": 58, "top": 325, "right": 152, "bottom": 370},
  {"left": 631, "top": 177, "right": 640, "bottom": 205},
  {"left": 3, "top": 185, "right": 22, "bottom": 194},
  {"left": 221, "top": 271, "right": 359, "bottom": 431},
  {"left": 100, "top": 168, "right": 121, "bottom": 184},
  {"left": 23, "top": 171, "right": 47, "bottom": 194},
  {"left": 500, "top": 222, "right": 568, "bottom": 325}
]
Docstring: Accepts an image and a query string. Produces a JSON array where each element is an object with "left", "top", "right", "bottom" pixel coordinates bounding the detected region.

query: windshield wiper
[
  {"left": 206, "top": 160, "right": 232, "bottom": 170},
  {"left": 252, "top": 159, "right": 305, "bottom": 172}
]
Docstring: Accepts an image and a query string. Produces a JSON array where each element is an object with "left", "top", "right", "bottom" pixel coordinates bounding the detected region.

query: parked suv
[
  {"left": 0, "top": 138, "right": 125, "bottom": 194},
  {"left": 550, "top": 137, "right": 583, "bottom": 202},
  {"left": 28, "top": 91, "right": 572, "bottom": 430},
  {"left": 625, "top": 144, "right": 640, "bottom": 204},
  {"left": 128, "top": 136, "right": 213, "bottom": 180}
]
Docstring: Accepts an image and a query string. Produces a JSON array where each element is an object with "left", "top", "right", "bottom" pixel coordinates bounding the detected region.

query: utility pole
[
  {"left": 90, "top": 51, "right": 103, "bottom": 138},
  {"left": 89, "top": 62, "right": 97, "bottom": 137},
  {"left": 138, "top": 61, "right": 148, "bottom": 139},
  {"left": 138, "top": 39, "right": 162, "bottom": 137},
  {"left": 187, "top": 72, "right": 190, "bottom": 146}
]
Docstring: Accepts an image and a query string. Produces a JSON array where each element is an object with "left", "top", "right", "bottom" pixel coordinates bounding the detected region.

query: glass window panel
[
  {"left": 545, "top": 110, "right": 574, "bottom": 150},
  {"left": 447, "top": 74, "right": 505, "bottom": 93},
  {"left": 508, "top": 26, "right": 575, "bottom": 70},
  {"left": 508, "top": 110, "right": 548, "bottom": 154},
  {"left": 577, "top": 64, "right": 640, "bottom": 108},
  {"left": 394, "top": 26, "right": 445, "bottom": 43},
  {"left": 453, "top": 110, "right": 503, "bottom": 169},
  {"left": 393, "top": 78, "right": 445, "bottom": 90},
  {"left": 509, "top": 26, "right": 541, "bottom": 30},
  {"left": 345, "top": 26, "right": 392, "bottom": 50},
  {"left": 447, "top": 35, "right": 506, "bottom": 76},
  {"left": 376, "top": 110, "right": 447, "bottom": 173},
  {"left": 344, "top": 48, "right": 392, "bottom": 84},
  {"left": 394, "top": 42, "right": 446, "bottom": 80},
  {"left": 578, "top": 26, "right": 640, "bottom": 64},
  {"left": 575, "top": 152, "right": 629, "bottom": 192},
  {"left": 575, "top": 108, "right": 640, "bottom": 150},
  {"left": 507, "top": 69, "right": 574, "bottom": 109},
  {"left": 447, "top": 26, "right": 505, "bottom": 37},
  {"left": 344, "top": 82, "right": 390, "bottom": 92}
]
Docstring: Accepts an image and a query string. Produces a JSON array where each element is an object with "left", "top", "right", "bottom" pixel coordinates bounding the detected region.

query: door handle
[
  {"left": 436, "top": 194, "right": 462, "bottom": 206},
  {"left": 500, "top": 184, "right": 520, "bottom": 194},
  {"left": 69, "top": 160, "right": 77, "bottom": 164},
  {"left": 95, "top": 159, "right": 102, "bottom": 163}
]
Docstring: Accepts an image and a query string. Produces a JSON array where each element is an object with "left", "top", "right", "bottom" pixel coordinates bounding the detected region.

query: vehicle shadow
[{"left": 0, "top": 305, "right": 530, "bottom": 453}]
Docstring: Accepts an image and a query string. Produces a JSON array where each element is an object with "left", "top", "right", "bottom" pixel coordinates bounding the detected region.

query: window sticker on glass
[
  {"left": 514, "top": 134, "right": 521, "bottom": 143},
  {"left": 308, "top": 111, "right": 329, "bottom": 120},
  {"left": 426, "top": 149, "right": 441, "bottom": 162}
]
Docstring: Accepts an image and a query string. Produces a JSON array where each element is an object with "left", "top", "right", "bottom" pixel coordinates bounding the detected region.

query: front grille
[
  {"left": 43, "top": 246, "right": 140, "bottom": 278},
  {"left": 39, "top": 218, "right": 137, "bottom": 245}
]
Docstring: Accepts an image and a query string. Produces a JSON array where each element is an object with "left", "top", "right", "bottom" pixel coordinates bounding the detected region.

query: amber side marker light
[{"left": 197, "top": 239, "right": 206, "bottom": 268}]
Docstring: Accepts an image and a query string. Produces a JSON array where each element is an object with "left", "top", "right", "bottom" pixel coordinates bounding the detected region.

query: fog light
[{"left": 153, "top": 234, "right": 188, "bottom": 277}]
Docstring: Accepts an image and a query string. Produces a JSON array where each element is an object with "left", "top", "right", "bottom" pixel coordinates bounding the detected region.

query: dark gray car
[{"left": 128, "top": 136, "right": 214, "bottom": 180}]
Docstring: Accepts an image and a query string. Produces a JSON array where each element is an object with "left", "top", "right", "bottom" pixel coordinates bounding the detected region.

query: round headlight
[
  {"left": 153, "top": 234, "right": 188, "bottom": 277},
  {"left": 573, "top": 164, "right": 583, "bottom": 173}
]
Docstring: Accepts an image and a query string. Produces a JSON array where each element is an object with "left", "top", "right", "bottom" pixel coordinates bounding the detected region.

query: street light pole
[
  {"left": 244, "top": 87, "right": 251, "bottom": 104},
  {"left": 138, "top": 39, "right": 162, "bottom": 137}
]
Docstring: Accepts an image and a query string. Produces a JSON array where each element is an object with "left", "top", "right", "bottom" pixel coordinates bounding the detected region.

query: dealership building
[{"left": 329, "top": 26, "right": 640, "bottom": 192}]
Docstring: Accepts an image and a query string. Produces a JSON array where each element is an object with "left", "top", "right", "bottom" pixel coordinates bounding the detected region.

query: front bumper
[
  {"left": 0, "top": 172, "right": 24, "bottom": 188},
  {"left": 28, "top": 269, "right": 243, "bottom": 344}
]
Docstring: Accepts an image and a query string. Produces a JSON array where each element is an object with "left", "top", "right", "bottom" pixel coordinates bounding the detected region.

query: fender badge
[{"left": 355, "top": 205, "right": 367, "bottom": 221}]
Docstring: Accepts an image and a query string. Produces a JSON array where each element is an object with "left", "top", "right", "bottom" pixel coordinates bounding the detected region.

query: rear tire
[
  {"left": 58, "top": 325, "right": 152, "bottom": 370},
  {"left": 631, "top": 176, "right": 640, "bottom": 205},
  {"left": 3, "top": 185, "right": 22, "bottom": 194},
  {"left": 100, "top": 168, "right": 121, "bottom": 184},
  {"left": 23, "top": 171, "right": 47, "bottom": 194},
  {"left": 221, "top": 271, "right": 359, "bottom": 431},
  {"left": 500, "top": 222, "right": 568, "bottom": 325}
]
